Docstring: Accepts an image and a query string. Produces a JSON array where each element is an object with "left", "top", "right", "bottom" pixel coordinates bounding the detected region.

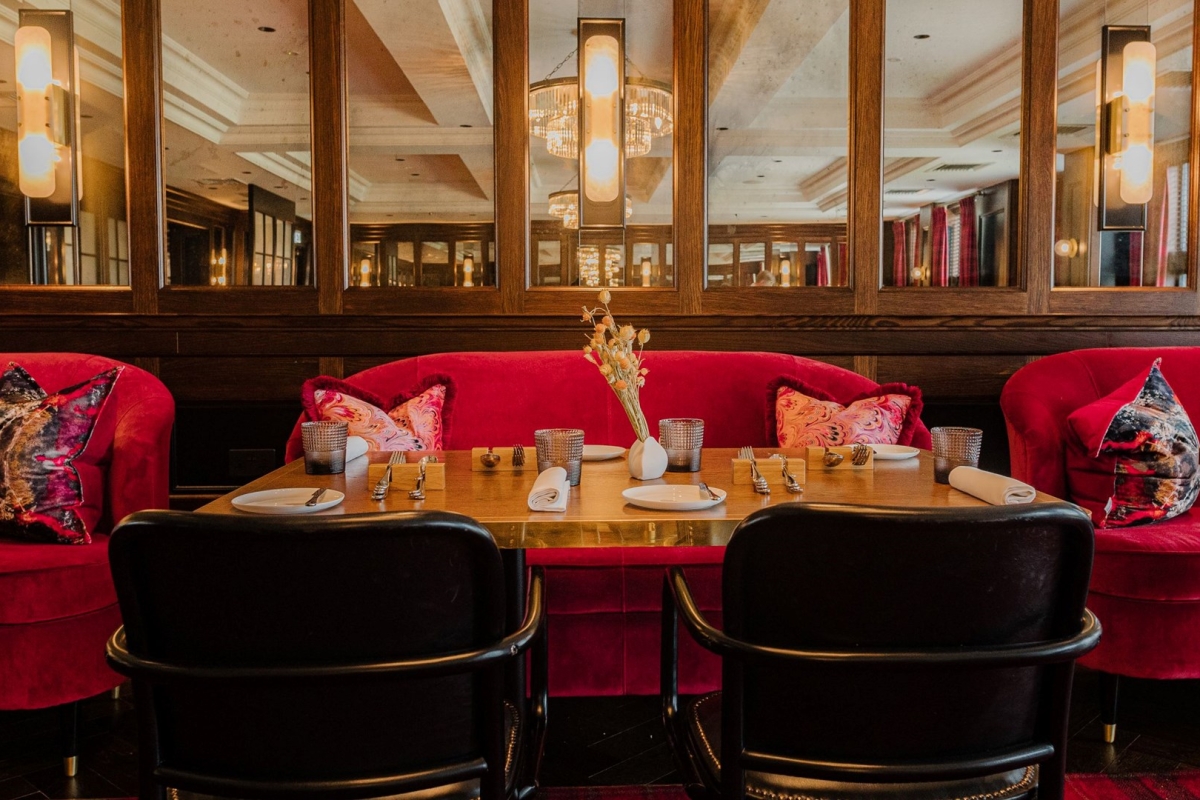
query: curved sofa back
[
  {"left": 286, "top": 350, "right": 930, "bottom": 460},
  {"left": 1001, "top": 346, "right": 1200, "bottom": 498},
  {"left": 1, "top": 353, "right": 175, "bottom": 531}
]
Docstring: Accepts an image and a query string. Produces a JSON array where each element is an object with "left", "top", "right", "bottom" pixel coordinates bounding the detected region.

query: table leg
[{"left": 502, "top": 548, "right": 526, "bottom": 702}]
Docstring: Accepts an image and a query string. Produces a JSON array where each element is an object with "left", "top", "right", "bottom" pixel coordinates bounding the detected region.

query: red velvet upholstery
[
  {"left": 1002, "top": 347, "right": 1200, "bottom": 679},
  {"left": 0, "top": 354, "right": 174, "bottom": 709},
  {"left": 285, "top": 351, "right": 931, "bottom": 695}
]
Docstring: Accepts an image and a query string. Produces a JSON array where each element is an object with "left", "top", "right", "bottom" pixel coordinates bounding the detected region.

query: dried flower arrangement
[{"left": 581, "top": 290, "right": 652, "bottom": 442}]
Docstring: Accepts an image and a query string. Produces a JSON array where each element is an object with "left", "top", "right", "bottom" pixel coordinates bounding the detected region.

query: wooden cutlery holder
[
  {"left": 469, "top": 447, "right": 531, "bottom": 472},
  {"left": 367, "top": 461, "right": 446, "bottom": 492},
  {"left": 731, "top": 453, "right": 806, "bottom": 486},
  {"left": 805, "top": 446, "right": 875, "bottom": 470}
]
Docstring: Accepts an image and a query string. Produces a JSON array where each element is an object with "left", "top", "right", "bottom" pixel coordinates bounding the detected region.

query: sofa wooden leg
[
  {"left": 1100, "top": 672, "right": 1120, "bottom": 743},
  {"left": 60, "top": 701, "right": 79, "bottom": 777}
]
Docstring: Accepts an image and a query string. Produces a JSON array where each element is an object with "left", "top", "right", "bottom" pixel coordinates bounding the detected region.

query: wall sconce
[
  {"left": 578, "top": 19, "right": 625, "bottom": 229},
  {"left": 1098, "top": 26, "right": 1155, "bottom": 230},
  {"left": 16, "top": 9, "right": 81, "bottom": 226},
  {"left": 462, "top": 253, "right": 475, "bottom": 287},
  {"left": 359, "top": 257, "right": 371, "bottom": 287},
  {"left": 1054, "top": 238, "right": 1080, "bottom": 258},
  {"left": 640, "top": 256, "right": 652, "bottom": 287},
  {"left": 779, "top": 257, "right": 792, "bottom": 287}
]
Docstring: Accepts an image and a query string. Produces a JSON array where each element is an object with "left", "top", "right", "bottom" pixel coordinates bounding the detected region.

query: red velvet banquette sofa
[
  {"left": 1002, "top": 347, "right": 1200, "bottom": 740},
  {"left": 286, "top": 350, "right": 932, "bottom": 696},
  {"left": 0, "top": 354, "right": 174, "bottom": 770}
]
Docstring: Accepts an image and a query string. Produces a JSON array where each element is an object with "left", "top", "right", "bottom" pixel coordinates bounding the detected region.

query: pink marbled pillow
[
  {"left": 303, "top": 380, "right": 448, "bottom": 451},
  {"left": 775, "top": 386, "right": 913, "bottom": 449}
]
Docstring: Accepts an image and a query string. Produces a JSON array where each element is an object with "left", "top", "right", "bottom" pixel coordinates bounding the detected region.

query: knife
[{"left": 304, "top": 487, "right": 328, "bottom": 507}]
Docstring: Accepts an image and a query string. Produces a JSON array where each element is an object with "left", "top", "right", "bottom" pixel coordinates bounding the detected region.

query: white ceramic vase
[{"left": 628, "top": 436, "right": 668, "bottom": 480}]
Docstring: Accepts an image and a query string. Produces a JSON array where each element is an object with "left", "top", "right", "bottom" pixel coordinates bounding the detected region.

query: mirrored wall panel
[
  {"left": 529, "top": 0, "right": 674, "bottom": 288},
  {"left": 161, "top": 0, "right": 312, "bottom": 287},
  {"left": 0, "top": 0, "right": 128, "bottom": 285},
  {"left": 1054, "top": 0, "right": 1194, "bottom": 288},
  {"left": 882, "top": 0, "right": 1022, "bottom": 288},
  {"left": 347, "top": 0, "right": 495, "bottom": 288},
  {"left": 706, "top": 0, "right": 849, "bottom": 289}
]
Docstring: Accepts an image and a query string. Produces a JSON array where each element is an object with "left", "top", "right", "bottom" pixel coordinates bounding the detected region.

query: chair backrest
[
  {"left": 721, "top": 501, "right": 1094, "bottom": 772},
  {"left": 108, "top": 509, "right": 507, "bottom": 796}
]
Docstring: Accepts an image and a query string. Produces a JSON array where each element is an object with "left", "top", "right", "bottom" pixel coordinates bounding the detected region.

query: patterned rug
[{"left": 539, "top": 774, "right": 1200, "bottom": 800}]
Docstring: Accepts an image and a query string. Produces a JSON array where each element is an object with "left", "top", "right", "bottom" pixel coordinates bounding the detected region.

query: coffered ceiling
[{"left": 0, "top": 0, "right": 1192, "bottom": 226}]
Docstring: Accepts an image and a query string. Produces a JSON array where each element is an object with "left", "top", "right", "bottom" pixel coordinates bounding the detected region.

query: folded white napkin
[
  {"left": 949, "top": 466, "right": 1036, "bottom": 505},
  {"left": 528, "top": 467, "right": 570, "bottom": 512},
  {"left": 346, "top": 436, "right": 369, "bottom": 463}
]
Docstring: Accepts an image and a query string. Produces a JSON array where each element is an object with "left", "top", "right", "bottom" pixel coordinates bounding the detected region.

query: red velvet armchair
[
  {"left": 286, "top": 350, "right": 931, "bottom": 697},
  {"left": 0, "top": 353, "right": 174, "bottom": 774},
  {"left": 1002, "top": 347, "right": 1200, "bottom": 743}
]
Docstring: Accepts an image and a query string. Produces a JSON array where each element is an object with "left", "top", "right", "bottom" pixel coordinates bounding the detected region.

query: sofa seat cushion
[
  {"left": 686, "top": 693, "right": 1037, "bottom": 800},
  {"left": 0, "top": 534, "right": 115, "bottom": 624},
  {"left": 1091, "top": 509, "right": 1200, "bottom": 601}
]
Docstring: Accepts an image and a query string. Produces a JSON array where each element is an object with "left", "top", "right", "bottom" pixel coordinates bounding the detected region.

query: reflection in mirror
[
  {"left": 0, "top": 1, "right": 128, "bottom": 285},
  {"left": 161, "top": 1, "right": 312, "bottom": 287},
  {"left": 706, "top": 0, "right": 849, "bottom": 289},
  {"left": 882, "top": 0, "right": 1022, "bottom": 288},
  {"left": 529, "top": 0, "right": 674, "bottom": 288},
  {"left": 1054, "top": 0, "right": 1193, "bottom": 288},
  {"left": 347, "top": 0, "right": 495, "bottom": 288}
]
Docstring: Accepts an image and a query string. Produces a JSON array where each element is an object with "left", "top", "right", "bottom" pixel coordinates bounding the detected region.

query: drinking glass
[
  {"left": 301, "top": 421, "right": 349, "bottom": 475},
  {"left": 659, "top": 418, "right": 704, "bottom": 472},
  {"left": 535, "top": 428, "right": 585, "bottom": 486},
  {"left": 930, "top": 426, "right": 982, "bottom": 484}
]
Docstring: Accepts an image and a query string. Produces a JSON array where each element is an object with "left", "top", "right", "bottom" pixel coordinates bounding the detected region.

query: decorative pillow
[
  {"left": 1066, "top": 358, "right": 1200, "bottom": 528},
  {"left": 0, "top": 363, "right": 122, "bottom": 544},
  {"left": 769, "top": 377, "right": 924, "bottom": 449},
  {"left": 300, "top": 375, "right": 452, "bottom": 452}
]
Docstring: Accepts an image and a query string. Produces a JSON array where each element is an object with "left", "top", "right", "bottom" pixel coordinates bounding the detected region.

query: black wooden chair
[
  {"left": 106, "top": 510, "right": 547, "bottom": 800},
  {"left": 661, "top": 502, "right": 1100, "bottom": 800}
]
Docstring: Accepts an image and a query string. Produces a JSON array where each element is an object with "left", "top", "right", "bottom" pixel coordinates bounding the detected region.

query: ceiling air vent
[
  {"left": 930, "top": 163, "right": 990, "bottom": 173},
  {"left": 885, "top": 188, "right": 926, "bottom": 195},
  {"left": 1012, "top": 125, "right": 1092, "bottom": 137}
]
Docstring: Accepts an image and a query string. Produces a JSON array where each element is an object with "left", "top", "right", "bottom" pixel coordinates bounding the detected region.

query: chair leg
[
  {"left": 59, "top": 701, "right": 79, "bottom": 777},
  {"left": 1099, "top": 672, "right": 1120, "bottom": 743},
  {"left": 111, "top": 684, "right": 121, "bottom": 700}
]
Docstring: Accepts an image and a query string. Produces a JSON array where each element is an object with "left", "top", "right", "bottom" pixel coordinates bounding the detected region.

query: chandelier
[
  {"left": 577, "top": 245, "right": 622, "bottom": 287},
  {"left": 530, "top": 76, "right": 673, "bottom": 160},
  {"left": 548, "top": 190, "right": 632, "bottom": 230}
]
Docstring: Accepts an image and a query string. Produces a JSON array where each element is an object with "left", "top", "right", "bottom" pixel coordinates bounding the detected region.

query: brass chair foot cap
[
  {"left": 63, "top": 756, "right": 78, "bottom": 777},
  {"left": 111, "top": 686, "right": 121, "bottom": 700},
  {"left": 1103, "top": 723, "right": 1117, "bottom": 744}
]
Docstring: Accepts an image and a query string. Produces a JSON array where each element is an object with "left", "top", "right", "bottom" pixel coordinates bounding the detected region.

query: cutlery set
[{"left": 370, "top": 452, "right": 438, "bottom": 501}]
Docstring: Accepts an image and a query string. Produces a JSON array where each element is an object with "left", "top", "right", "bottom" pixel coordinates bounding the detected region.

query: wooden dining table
[{"left": 198, "top": 447, "right": 1053, "bottom": 548}]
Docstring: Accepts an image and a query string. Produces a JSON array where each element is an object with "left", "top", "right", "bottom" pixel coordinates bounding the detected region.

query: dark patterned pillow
[
  {"left": 1066, "top": 358, "right": 1200, "bottom": 527},
  {"left": 0, "top": 364, "right": 122, "bottom": 544}
]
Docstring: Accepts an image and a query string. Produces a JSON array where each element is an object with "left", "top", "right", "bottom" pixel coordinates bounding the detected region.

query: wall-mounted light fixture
[
  {"left": 462, "top": 252, "right": 475, "bottom": 287},
  {"left": 359, "top": 257, "right": 372, "bottom": 287},
  {"left": 779, "top": 257, "right": 792, "bottom": 287},
  {"left": 578, "top": 19, "right": 625, "bottom": 229},
  {"left": 640, "top": 256, "right": 652, "bottom": 287},
  {"left": 1054, "top": 238, "right": 1080, "bottom": 258},
  {"left": 16, "top": 9, "right": 81, "bottom": 226},
  {"left": 1098, "top": 25, "right": 1156, "bottom": 230}
]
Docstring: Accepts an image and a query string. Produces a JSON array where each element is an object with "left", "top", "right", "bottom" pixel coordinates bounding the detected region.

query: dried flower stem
[{"left": 581, "top": 291, "right": 652, "bottom": 442}]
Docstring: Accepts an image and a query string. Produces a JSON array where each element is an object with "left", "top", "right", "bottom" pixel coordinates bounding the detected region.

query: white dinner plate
[
  {"left": 232, "top": 488, "right": 345, "bottom": 515},
  {"left": 583, "top": 445, "right": 626, "bottom": 462},
  {"left": 870, "top": 444, "right": 920, "bottom": 460},
  {"left": 622, "top": 485, "right": 726, "bottom": 511}
]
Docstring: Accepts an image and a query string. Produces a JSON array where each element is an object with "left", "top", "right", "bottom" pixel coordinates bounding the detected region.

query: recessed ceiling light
[
  {"left": 411, "top": 173, "right": 420, "bottom": 177},
  {"left": 993, "top": 149, "right": 1003, "bottom": 153},
  {"left": 387, "top": 214, "right": 394, "bottom": 217},
  {"left": 717, "top": 126, "right": 729, "bottom": 131},
  {"left": 914, "top": 34, "right": 930, "bottom": 39},
  {"left": 460, "top": 124, "right": 472, "bottom": 128},
  {"left": 757, "top": 175, "right": 765, "bottom": 179},
  {"left": 927, "top": 178, "right": 935, "bottom": 182},
  {"left": 395, "top": 157, "right": 405, "bottom": 162},
  {"left": 284, "top": 49, "right": 299, "bottom": 56},
  {"left": 80, "top": 114, "right": 93, "bottom": 119},
  {"left": 774, "top": 159, "right": 782, "bottom": 163},
  {"left": 242, "top": 171, "right": 252, "bottom": 174},
  {"left": 258, "top": 26, "right": 276, "bottom": 32}
]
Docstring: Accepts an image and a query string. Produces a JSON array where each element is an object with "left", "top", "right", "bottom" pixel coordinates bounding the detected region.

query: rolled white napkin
[
  {"left": 346, "top": 436, "right": 369, "bottom": 463},
  {"left": 528, "top": 467, "right": 570, "bottom": 512},
  {"left": 949, "top": 466, "right": 1036, "bottom": 505}
]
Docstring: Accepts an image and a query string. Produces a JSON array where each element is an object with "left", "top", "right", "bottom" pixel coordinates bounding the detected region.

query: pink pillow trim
[
  {"left": 300, "top": 373, "right": 456, "bottom": 446},
  {"left": 764, "top": 375, "right": 924, "bottom": 447}
]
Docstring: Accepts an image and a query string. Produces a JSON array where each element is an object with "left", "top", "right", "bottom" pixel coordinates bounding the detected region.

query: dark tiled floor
[{"left": 3, "top": 669, "right": 1200, "bottom": 798}]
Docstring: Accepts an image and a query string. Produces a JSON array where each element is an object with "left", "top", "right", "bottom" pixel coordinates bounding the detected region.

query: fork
[
  {"left": 371, "top": 451, "right": 405, "bottom": 500},
  {"left": 852, "top": 444, "right": 871, "bottom": 466},
  {"left": 739, "top": 446, "right": 770, "bottom": 495},
  {"left": 409, "top": 457, "right": 429, "bottom": 500},
  {"left": 780, "top": 455, "right": 803, "bottom": 494}
]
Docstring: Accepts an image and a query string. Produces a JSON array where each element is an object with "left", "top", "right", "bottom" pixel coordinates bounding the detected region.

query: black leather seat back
[
  {"left": 723, "top": 502, "right": 1094, "bottom": 765},
  {"left": 109, "top": 510, "right": 506, "bottom": 786}
]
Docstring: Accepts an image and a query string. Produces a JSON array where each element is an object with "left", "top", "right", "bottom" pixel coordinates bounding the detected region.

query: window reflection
[
  {"left": 1054, "top": 0, "right": 1194, "bottom": 288},
  {"left": 882, "top": 0, "right": 1023, "bottom": 288},
  {"left": 706, "top": 0, "right": 850, "bottom": 288}
]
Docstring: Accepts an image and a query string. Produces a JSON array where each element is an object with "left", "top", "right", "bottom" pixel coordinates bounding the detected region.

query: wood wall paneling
[
  {"left": 122, "top": 0, "right": 164, "bottom": 314},
  {"left": 495, "top": 0, "right": 529, "bottom": 314},
  {"left": 1019, "top": 0, "right": 1058, "bottom": 314},
  {"left": 674, "top": 0, "right": 706, "bottom": 315},
  {"left": 309, "top": 0, "right": 349, "bottom": 315},
  {"left": 848, "top": 0, "right": 884, "bottom": 315}
]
